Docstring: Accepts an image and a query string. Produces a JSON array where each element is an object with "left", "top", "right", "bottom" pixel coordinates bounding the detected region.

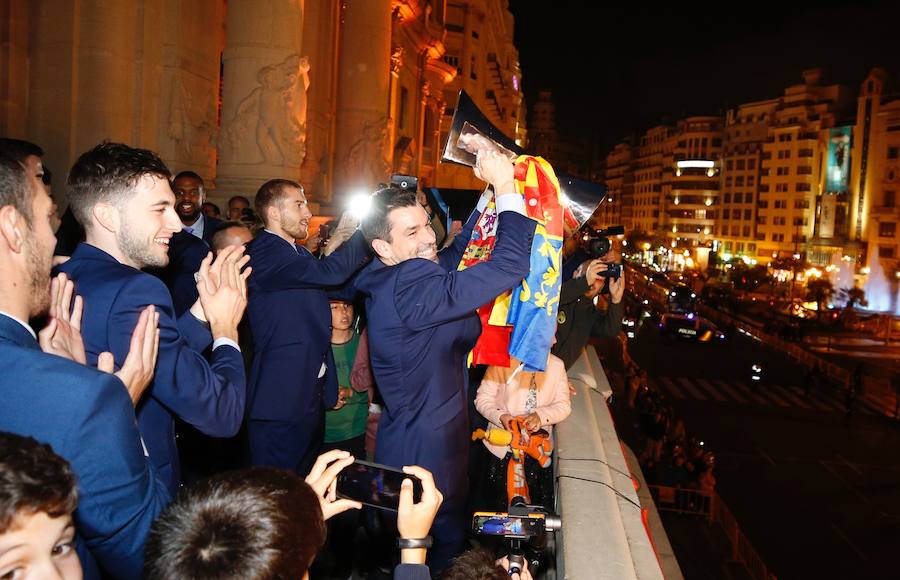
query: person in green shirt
[{"left": 323, "top": 299, "right": 369, "bottom": 458}]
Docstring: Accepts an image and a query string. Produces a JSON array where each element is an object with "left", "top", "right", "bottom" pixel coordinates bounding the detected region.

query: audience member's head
[
  {"left": 0, "top": 139, "right": 46, "bottom": 194},
  {"left": 329, "top": 299, "right": 354, "bottom": 339},
  {"left": 440, "top": 548, "right": 508, "bottom": 580},
  {"left": 171, "top": 171, "right": 205, "bottom": 226},
  {"left": 211, "top": 221, "right": 253, "bottom": 254},
  {"left": 255, "top": 179, "right": 310, "bottom": 240},
  {"left": 66, "top": 142, "right": 180, "bottom": 270},
  {"left": 361, "top": 187, "right": 435, "bottom": 266},
  {"left": 0, "top": 148, "right": 56, "bottom": 317},
  {"left": 144, "top": 468, "right": 325, "bottom": 580},
  {"left": 227, "top": 195, "right": 250, "bottom": 221},
  {"left": 0, "top": 432, "right": 81, "bottom": 580},
  {"left": 201, "top": 201, "right": 221, "bottom": 219}
]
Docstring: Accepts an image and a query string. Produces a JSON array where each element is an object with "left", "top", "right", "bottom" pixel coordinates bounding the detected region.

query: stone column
[
  {"left": 0, "top": 0, "right": 30, "bottom": 137},
  {"left": 217, "top": 0, "right": 307, "bottom": 197},
  {"left": 157, "top": 0, "right": 225, "bottom": 181},
  {"left": 299, "top": 0, "right": 341, "bottom": 204},
  {"left": 333, "top": 0, "right": 392, "bottom": 200},
  {"left": 28, "top": 0, "right": 164, "bottom": 206}
]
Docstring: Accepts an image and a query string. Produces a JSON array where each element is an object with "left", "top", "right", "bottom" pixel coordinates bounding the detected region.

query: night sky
[{"left": 509, "top": 0, "right": 900, "bottom": 156}]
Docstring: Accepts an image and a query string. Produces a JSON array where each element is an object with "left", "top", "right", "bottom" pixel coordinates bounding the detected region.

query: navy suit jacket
[
  {"left": 355, "top": 209, "right": 534, "bottom": 510},
  {"left": 246, "top": 230, "right": 370, "bottom": 421},
  {"left": 198, "top": 215, "right": 222, "bottom": 247},
  {"left": 150, "top": 229, "right": 210, "bottom": 316},
  {"left": 0, "top": 314, "right": 170, "bottom": 579},
  {"left": 58, "top": 243, "right": 246, "bottom": 493}
]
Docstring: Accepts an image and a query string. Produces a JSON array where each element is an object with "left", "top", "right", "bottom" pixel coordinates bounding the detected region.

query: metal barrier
[{"left": 648, "top": 484, "right": 777, "bottom": 580}]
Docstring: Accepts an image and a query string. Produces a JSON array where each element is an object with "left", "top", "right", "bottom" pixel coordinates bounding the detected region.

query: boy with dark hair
[
  {"left": 145, "top": 451, "right": 442, "bottom": 580},
  {"left": 0, "top": 432, "right": 81, "bottom": 580}
]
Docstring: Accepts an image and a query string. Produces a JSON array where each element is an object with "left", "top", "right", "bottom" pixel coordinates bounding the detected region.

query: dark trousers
[
  {"left": 247, "top": 410, "right": 324, "bottom": 476},
  {"left": 428, "top": 506, "right": 468, "bottom": 576}
]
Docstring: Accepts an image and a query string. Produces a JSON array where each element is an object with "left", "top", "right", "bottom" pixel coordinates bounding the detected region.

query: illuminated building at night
[
  {"left": 606, "top": 68, "right": 899, "bottom": 290},
  {"left": 0, "top": 0, "right": 524, "bottom": 209}
]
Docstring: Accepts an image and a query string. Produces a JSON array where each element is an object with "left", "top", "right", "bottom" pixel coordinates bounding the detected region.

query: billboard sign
[{"left": 826, "top": 126, "right": 852, "bottom": 194}]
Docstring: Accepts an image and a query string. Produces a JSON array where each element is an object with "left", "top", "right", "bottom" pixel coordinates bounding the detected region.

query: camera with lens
[
  {"left": 472, "top": 502, "right": 561, "bottom": 576},
  {"left": 390, "top": 174, "right": 418, "bottom": 193},
  {"left": 583, "top": 225, "right": 624, "bottom": 278}
]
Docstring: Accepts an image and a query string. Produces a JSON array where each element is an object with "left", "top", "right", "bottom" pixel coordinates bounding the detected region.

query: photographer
[{"left": 552, "top": 252, "right": 625, "bottom": 370}]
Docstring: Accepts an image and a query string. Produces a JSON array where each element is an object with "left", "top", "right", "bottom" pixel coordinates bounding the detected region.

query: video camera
[
  {"left": 583, "top": 225, "right": 625, "bottom": 278},
  {"left": 472, "top": 502, "right": 561, "bottom": 575}
]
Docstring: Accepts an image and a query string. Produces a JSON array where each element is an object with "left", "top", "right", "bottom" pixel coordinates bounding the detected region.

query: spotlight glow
[{"left": 347, "top": 192, "right": 373, "bottom": 219}]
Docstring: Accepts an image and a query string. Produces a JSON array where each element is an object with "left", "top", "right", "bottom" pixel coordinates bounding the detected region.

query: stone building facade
[{"left": 0, "top": 0, "right": 525, "bottom": 211}]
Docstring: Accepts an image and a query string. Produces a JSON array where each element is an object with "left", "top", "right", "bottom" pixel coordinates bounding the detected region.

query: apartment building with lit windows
[
  {"left": 719, "top": 100, "right": 778, "bottom": 260},
  {"left": 852, "top": 68, "right": 900, "bottom": 286},
  {"left": 629, "top": 126, "right": 670, "bottom": 235},
  {"left": 663, "top": 116, "right": 723, "bottom": 248},
  {"left": 755, "top": 69, "right": 854, "bottom": 262},
  {"left": 601, "top": 142, "right": 632, "bottom": 231}
]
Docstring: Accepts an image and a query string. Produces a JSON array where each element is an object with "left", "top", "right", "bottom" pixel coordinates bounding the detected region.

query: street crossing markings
[
  {"left": 711, "top": 379, "right": 750, "bottom": 404},
  {"left": 752, "top": 387, "right": 791, "bottom": 408},
  {"left": 653, "top": 375, "right": 864, "bottom": 414},
  {"left": 695, "top": 378, "right": 728, "bottom": 402},
  {"left": 656, "top": 376, "right": 686, "bottom": 399},
  {"left": 672, "top": 376, "right": 706, "bottom": 400}
]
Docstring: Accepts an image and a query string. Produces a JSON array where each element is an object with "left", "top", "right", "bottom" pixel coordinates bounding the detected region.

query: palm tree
[
  {"left": 806, "top": 278, "right": 834, "bottom": 315},
  {"left": 838, "top": 286, "right": 866, "bottom": 309}
]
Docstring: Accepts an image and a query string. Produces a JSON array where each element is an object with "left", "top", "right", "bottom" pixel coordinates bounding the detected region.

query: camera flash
[{"left": 348, "top": 192, "right": 373, "bottom": 219}]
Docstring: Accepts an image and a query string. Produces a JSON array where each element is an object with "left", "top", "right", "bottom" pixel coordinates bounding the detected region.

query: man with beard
[
  {"left": 58, "top": 142, "right": 250, "bottom": 493},
  {"left": 245, "top": 179, "right": 370, "bottom": 474},
  {"left": 354, "top": 150, "right": 534, "bottom": 574},
  {"left": 0, "top": 148, "right": 169, "bottom": 579},
  {"left": 172, "top": 171, "right": 221, "bottom": 246}
]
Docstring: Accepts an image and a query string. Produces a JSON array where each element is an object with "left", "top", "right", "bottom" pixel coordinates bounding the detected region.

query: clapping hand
[
  {"left": 195, "top": 245, "right": 251, "bottom": 341},
  {"left": 39, "top": 273, "right": 86, "bottom": 364},
  {"left": 305, "top": 450, "right": 362, "bottom": 521}
]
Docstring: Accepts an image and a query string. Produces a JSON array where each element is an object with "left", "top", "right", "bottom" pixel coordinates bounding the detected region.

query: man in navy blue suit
[
  {"left": 154, "top": 171, "right": 223, "bottom": 315},
  {"left": 59, "top": 142, "right": 250, "bottom": 494},
  {"left": 245, "top": 179, "right": 370, "bottom": 475},
  {"left": 355, "top": 150, "right": 534, "bottom": 573},
  {"left": 173, "top": 170, "right": 221, "bottom": 246},
  {"left": 0, "top": 148, "right": 169, "bottom": 579}
]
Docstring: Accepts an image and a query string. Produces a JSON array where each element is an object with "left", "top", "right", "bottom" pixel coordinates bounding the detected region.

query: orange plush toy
[{"left": 472, "top": 418, "right": 553, "bottom": 504}]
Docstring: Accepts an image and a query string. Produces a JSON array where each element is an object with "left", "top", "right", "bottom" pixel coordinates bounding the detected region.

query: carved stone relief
[
  {"left": 345, "top": 116, "right": 392, "bottom": 188},
  {"left": 223, "top": 54, "right": 311, "bottom": 167},
  {"left": 167, "top": 70, "right": 218, "bottom": 166}
]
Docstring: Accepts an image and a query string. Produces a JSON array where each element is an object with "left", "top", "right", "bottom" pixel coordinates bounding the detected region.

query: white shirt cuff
[
  {"left": 318, "top": 362, "right": 327, "bottom": 378},
  {"left": 496, "top": 193, "right": 527, "bottom": 215},
  {"left": 212, "top": 337, "right": 241, "bottom": 352}
]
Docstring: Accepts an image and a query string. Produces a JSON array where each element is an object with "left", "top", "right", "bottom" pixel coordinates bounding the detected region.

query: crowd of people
[
  {"left": 623, "top": 360, "right": 717, "bottom": 493},
  {"left": 0, "top": 136, "right": 625, "bottom": 580}
]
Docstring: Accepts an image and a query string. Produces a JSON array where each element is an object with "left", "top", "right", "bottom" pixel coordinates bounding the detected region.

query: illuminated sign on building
[{"left": 826, "top": 126, "right": 852, "bottom": 194}]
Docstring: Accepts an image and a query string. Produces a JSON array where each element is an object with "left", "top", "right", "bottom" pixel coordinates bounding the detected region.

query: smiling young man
[
  {"left": 58, "top": 142, "right": 250, "bottom": 493},
  {"left": 244, "top": 179, "right": 370, "bottom": 476},
  {"left": 0, "top": 147, "right": 168, "bottom": 579},
  {"left": 354, "top": 149, "right": 535, "bottom": 574}
]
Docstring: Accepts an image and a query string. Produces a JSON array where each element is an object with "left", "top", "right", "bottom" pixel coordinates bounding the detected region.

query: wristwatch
[{"left": 397, "top": 536, "right": 433, "bottom": 549}]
